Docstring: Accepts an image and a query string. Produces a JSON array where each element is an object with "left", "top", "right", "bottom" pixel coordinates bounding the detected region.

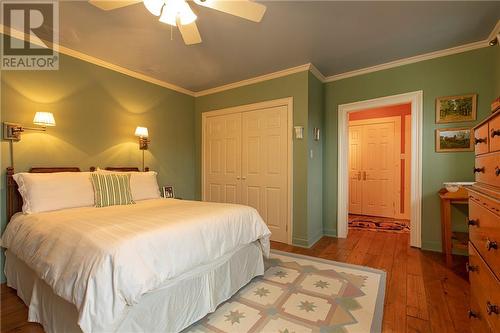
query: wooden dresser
[{"left": 467, "top": 109, "right": 500, "bottom": 333}]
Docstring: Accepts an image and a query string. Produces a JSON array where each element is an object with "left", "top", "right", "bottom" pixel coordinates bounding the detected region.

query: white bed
[{"left": 1, "top": 198, "right": 271, "bottom": 333}]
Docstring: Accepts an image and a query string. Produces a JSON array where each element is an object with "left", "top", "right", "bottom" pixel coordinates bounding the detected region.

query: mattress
[{"left": 5, "top": 241, "right": 264, "bottom": 333}]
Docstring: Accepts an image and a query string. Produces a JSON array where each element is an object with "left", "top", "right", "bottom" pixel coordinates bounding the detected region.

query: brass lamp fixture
[
  {"left": 135, "top": 126, "right": 150, "bottom": 171},
  {"left": 3, "top": 112, "right": 56, "bottom": 141}
]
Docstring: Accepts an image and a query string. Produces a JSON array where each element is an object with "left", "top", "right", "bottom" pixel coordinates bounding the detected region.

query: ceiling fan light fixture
[
  {"left": 159, "top": 0, "right": 196, "bottom": 26},
  {"left": 143, "top": 0, "right": 164, "bottom": 16}
]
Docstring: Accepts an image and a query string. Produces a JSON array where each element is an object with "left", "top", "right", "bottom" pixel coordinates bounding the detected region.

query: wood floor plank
[{"left": 1, "top": 231, "right": 470, "bottom": 333}]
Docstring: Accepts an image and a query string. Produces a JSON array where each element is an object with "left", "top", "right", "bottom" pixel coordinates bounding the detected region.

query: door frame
[
  {"left": 338, "top": 91, "right": 423, "bottom": 248},
  {"left": 201, "top": 97, "right": 294, "bottom": 244}
]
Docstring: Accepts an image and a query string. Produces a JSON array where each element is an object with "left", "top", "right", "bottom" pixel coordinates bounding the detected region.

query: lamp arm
[{"left": 23, "top": 126, "right": 47, "bottom": 132}]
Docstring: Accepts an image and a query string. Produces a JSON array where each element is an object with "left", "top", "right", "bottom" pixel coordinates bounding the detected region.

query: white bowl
[{"left": 443, "top": 182, "right": 475, "bottom": 193}]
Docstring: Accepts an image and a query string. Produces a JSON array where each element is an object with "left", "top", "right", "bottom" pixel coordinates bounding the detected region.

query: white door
[
  {"left": 349, "top": 125, "right": 363, "bottom": 214},
  {"left": 361, "top": 122, "right": 395, "bottom": 218},
  {"left": 204, "top": 113, "right": 242, "bottom": 204},
  {"left": 348, "top": 120, "right": 397, "bottom": 218},
  {"left": 241, "top": 106, "right": 289, "bottom": 243}
]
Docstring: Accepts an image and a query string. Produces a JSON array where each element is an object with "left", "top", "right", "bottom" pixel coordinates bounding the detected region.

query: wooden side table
[{"left": 438, "top": 187, "right": 469, "bottom": 267}]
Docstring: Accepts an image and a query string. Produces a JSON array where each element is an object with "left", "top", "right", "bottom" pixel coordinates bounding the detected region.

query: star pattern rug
[
  {"left": 348, "top": 214, "right": 410, "bottom": 233},
  {"left": 184, "top": 250, "right": 386, "bottom": 333}
]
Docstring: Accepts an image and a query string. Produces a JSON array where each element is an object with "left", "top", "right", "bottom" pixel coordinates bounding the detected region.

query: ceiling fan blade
[
  {"left": 178, "top": 21, "right": 202, "bottom": 45},
  {"left": 88, "top": 0, "right": 143, "bottom": 11},
  {"left": 193, "top": 0, "right": 266, "bottom": 22}
]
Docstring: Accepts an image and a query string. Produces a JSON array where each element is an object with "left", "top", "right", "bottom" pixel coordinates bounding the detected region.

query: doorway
[
  {"left": 337, "top": 91, "right": 423, "bottom": 248},
  {"left": 348, "top": 104, "right": 411, "bottom": 233}
]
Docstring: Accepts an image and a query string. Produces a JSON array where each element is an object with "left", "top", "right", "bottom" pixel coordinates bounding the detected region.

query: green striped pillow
[{"left": 90, "top": 173, "right": 134, "bottom": 207}]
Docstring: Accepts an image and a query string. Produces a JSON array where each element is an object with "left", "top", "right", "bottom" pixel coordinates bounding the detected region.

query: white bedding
[{"left": 1, "top": 199, "right": 271, "bottom": 333}]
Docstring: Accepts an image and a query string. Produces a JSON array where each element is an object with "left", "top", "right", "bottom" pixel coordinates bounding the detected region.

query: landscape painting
[
  {"left": 436, "top": 94, "right": 477, "bottom": 123},
  {"left": 436, "top": 127, "right": 473, "bottom": 152}
]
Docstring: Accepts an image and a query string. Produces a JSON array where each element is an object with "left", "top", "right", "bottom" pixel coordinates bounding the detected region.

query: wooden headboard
[
  {"left": 6, "top": 167, "right": 81, "bottom": 221},
  {"left": 6, "top": 166, "right": 148, "bottom": 221}
]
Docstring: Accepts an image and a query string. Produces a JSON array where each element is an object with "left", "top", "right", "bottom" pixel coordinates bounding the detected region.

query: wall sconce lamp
[
  {"left": 3, "top": 112, "right": 56, "bottom": 141},
  {"left": 135, "top": 126, "right": 150, "bottom": 171}
]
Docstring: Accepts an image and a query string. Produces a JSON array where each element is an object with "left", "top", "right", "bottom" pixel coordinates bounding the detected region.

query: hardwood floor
[{"left": 0, "top": 229, "right": 469, "bottom": 333}]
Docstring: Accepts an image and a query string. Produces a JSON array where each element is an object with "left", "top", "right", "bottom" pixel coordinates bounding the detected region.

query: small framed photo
[
  {"left": 436, "top": 94, "right": 477, "bottom": 123},
  {"left": 162, "top": 186, "right": 175, "bottom": 198},
  {"left": 435, "top": 127, "right": 473, "bottom": 152}
]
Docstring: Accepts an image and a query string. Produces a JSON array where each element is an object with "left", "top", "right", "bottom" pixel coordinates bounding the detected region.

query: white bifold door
[
  {"left": 203, "top": 105, "right": 290, "bottom": 243},
  {"left": 349, "top": 121, "right": 396, "bottom": 218}
]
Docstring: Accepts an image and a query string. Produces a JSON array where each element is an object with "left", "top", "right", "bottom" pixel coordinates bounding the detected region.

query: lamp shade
[
  {"left": 33, "top": 112, "right": 56, "bottom": 126},
  {"left": 159, "top": 0, "right": 197, "bottom": 26},
  {"left": 135, "top": 126, "right": 149, "bottom": 138},
  {"left": 143, "top": 0, "right": 163, "bottom": 16}
]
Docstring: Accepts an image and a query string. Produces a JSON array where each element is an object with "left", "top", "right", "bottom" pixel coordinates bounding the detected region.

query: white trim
[
  {"left": 194, "top": 65, "right": 312, "bottom": 97},
  {"left": 0, "top": 25, "right": 195, "bottom": 97},
  {"left": 309, "top": 63, "right": 326, "bottom": 82},
  {"left": 325, "top": 40, "right": 487, "bottom": 82},
  {"left": 338, "top": 91, "right": 423, "bottom": 248},
  {"left": 201, "top": 97, "right": 294, "bottom": 244}
]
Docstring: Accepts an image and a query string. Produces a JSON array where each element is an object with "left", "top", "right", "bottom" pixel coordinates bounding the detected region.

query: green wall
[
  {"left": 323, "top": 46, "right": 498, "bottom": 251},
  {"left": 307, "top": 72, "right": 324, "bottom": 243},
  {"left": 1, "top": 53, "right": 196, "bottom": 281},
  {"left": 195, "top": 71, "right": 323, "bottom": 246}
]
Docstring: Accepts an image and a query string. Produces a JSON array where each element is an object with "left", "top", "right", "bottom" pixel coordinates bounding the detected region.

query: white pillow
[
  {"left": 96, "top": 169, "right": 161, "bottom": 201},
  {"left": 13, "top": 172, "right": 95, "bottom": 214}
]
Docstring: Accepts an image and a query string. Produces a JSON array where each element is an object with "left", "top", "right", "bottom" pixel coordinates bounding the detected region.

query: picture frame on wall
[
  {"left": 162, "top": 185, "right": 175, "bottom": 198},
  {"left": 435, "top": 127, "right": 474, "bottom": 152},
  {"left": 435, "top": 93, "right": 477, "bottom": 123}
]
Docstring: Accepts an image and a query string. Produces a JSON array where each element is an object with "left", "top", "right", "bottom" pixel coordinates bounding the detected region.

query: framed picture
[
  {"left": 435, "top": 127, "right": 473, "bottom": 152},
  {"left": 436, "top": 94, "right": 477, "bottom": 123},
  {"left": 162, "top": 185, "right": 175, "bottom": 198}
]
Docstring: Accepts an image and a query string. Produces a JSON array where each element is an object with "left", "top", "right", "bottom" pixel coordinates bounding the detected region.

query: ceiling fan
[{"left": 88, "top": 0, "right": 267, "bottom": 45}]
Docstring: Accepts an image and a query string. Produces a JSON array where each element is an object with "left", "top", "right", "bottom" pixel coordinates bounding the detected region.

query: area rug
[
  {"left": 348, "top": 214, "right": 410, "bottom": 233},
  {"left": 185, "top": 250, "right": 386, "bottom": 333}
]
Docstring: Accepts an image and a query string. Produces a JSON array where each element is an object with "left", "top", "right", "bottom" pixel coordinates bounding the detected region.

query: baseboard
[
  {"left": 292, "top": 231, "right": 323, "bottom": 248},
  {"left": 323, "top": 228, "right": 337, "bottom": 237},
  {"left": 421, "top": 240, "right": 467, "bottom": 256}
]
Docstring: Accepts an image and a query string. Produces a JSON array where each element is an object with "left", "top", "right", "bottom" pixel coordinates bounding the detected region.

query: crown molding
[
  {"left": 194, "top": 64, "right": 312, "bottom": 97},
  {"left": 308, "top": 63, "right": 326, "bottom": 82},
  {"left": 324, "top": 19, "right": 499, "bottom": 83},
  {"left": 0, "top": 25, "right": 196, "bottom": 97}
]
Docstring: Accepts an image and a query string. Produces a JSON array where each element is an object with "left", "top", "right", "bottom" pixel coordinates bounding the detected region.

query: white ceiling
[{"left": 35, "top": 1, "right": 500, "bottom": 91}]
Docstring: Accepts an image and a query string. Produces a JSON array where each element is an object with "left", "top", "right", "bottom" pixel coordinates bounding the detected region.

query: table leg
[{"left": 441, "top": 199, "right": 453, "bottom": 266}]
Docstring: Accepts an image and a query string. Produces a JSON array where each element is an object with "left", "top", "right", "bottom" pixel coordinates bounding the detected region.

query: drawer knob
[
  {"left": 468, "top": 309, "right": 479, "bottom": 319},
  {"left": 474, "top": 137, "right": 487, "bottom": 144},
  {"left": 473, "top": 167, "right": 485, "bottom": 174},
  {"left": 466, "top": 262, "right": 478, "bottom": 272},
  {"left": 486, "top": 302, "right": 499, "bottom": 315},
  {"left": 468, "top": 219, "right": 479, "bottom": 227},
  {"left": 492, "top": 128, "right": 500, "bottom": 138},
  {"left": 496, "top": 166, "right": 500, "bottom": 177},
  {"left": 486, "top": 239, "right": 498, "bottom": 251}
]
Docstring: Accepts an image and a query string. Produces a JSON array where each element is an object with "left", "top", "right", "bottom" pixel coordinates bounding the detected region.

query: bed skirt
[{"left": 5, "top": 241, "right": 264, "bottom": 333}]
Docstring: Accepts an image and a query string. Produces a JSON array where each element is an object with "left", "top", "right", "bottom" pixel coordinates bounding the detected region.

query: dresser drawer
[
  {"left": 490, "top": 114, "right": 500, "bottom": 152},
  {"left": 474, "top": 153, "right": 500, "bottom": 188},
  {"left": 469, "top": 199, "right": 500, "bottom": 279},
  {"left": 468, "top": 243, "right": 500, "bottom": 332},
  {"left": 475, "top": 123, "right": 490, "bottom": 155},
  {"left": 469, "top": 293, "right": 495, "bottom": 333}
]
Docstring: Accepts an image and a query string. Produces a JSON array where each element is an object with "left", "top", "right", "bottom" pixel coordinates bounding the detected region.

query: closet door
[
  {"left": 361, "top": 122, "right": 395, "bottom": 218},
  {"left": 348, "top": 125, "right": 363, "bottom": 214},
  {"left": 241, "top": 106, "right": 288, "bottom": 243},
  {"left": 204, "top": 113, "right": 242, "bottom": 204}
]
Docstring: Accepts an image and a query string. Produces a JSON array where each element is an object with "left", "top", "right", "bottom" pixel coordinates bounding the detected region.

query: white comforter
[{"left": 1, "top": 199, "right": 271, "bottom": 333}]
